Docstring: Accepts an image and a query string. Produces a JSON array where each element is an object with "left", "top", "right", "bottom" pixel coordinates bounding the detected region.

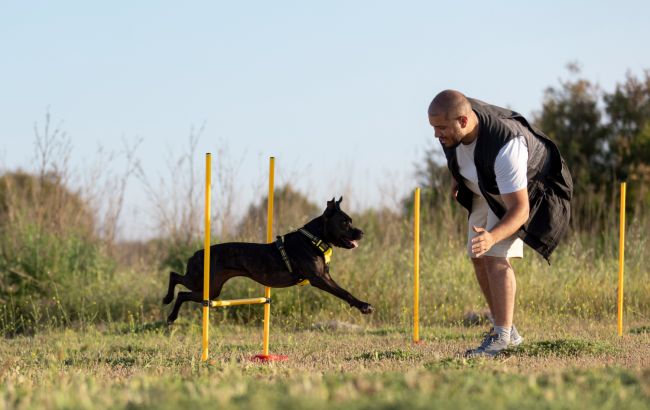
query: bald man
[{"left": 428, "top": 90, "right": 572, "bottom": 357}]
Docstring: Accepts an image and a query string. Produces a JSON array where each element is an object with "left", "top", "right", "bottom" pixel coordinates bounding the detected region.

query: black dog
[{"left": 163, "top": 197, "right": 374, "bottom": 324}]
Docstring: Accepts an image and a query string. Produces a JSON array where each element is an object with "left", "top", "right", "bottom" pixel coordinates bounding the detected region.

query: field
[
  {"left": 2, "top": 319, "right": 649, "bottom": 410},
  {"left": 1, "top": 208, "right": 650, "bottom": 409}
]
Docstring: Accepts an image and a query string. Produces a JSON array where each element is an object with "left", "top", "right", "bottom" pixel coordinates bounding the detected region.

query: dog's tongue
[{"left": 350, "top": 240, "right": 358, "bottom": 248}]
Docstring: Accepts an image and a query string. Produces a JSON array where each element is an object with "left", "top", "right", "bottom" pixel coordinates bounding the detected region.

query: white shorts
[{"left": 467, "top": 195, "right": 524, "bottom": 259}]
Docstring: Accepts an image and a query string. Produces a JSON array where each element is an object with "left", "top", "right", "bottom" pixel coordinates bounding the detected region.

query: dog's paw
[{"left": 359, "top": 303, "right": 374, "bottom": 314}]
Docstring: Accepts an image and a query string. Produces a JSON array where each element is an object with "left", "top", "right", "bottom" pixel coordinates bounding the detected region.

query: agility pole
[
  {"left": 201, "top": 153, "right": 212, "bottom": 362},
  {"left": 413, "top": 187, "right": 421, "bottom": 343},
  {"left": 617, "top": 182, "right": 626, "bottom": 337},
  {"left": 201, "top": 155, "right": 279, "bottom": 362},
  {"left": 263, "top": 157, "right": 275, "bottom": 356}
]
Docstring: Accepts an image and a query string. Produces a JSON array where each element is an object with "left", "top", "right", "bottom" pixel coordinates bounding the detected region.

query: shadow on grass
[
  {"left": 504, "top": 339, "right": 617, "bottom": 357},
  {"left": 630, "top": 326, "right": 650, "bottom": 335}
]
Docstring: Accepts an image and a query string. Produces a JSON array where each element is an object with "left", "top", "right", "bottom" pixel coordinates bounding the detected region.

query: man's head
[{"left": 428, "top": 90, "right": 476, "bottom": 149}]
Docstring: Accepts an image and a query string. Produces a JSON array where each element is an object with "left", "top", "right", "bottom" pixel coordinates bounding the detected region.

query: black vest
[{"left": 443, "top": 98, "right": 573, "bottom": 262}]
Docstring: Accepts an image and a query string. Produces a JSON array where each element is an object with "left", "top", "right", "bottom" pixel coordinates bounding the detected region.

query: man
[{"left": 428, "top": 90, "right": 572, "bottom": 357}]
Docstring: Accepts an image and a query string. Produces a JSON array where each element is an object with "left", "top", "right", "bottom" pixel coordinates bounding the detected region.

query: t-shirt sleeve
[{"left": 494, "top": 136, "right": 528, "bottom": 194}]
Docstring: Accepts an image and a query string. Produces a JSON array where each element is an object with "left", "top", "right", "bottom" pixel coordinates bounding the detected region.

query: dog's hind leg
[
  {"left": 162, "top": 272, "right": 192, "bottom": 305},
  {"left": 166, "top": 291, "right": 202, "bottom": 324}
]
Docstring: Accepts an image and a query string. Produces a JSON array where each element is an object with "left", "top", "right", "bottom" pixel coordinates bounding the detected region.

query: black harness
[{"left": 275, "top": 228, "right": 332, "bottom": 285}]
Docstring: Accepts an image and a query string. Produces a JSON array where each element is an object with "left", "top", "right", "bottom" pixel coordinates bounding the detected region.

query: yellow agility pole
[
  {"left": 211, "top": 297, "right": 269, "bottom": 308},
  {"left": 617, "top": 182, "right": 626, "bottom": 337},
  {"left": 201, "top": 153, "right": 212, "bottom": 362},
  {"left": 413, "top": 188, "right": 421, "bottom": 344},
  {"left": 200, "top": 154, "right": 281, "bottom": 362},
  {"left": 263, "top": 157, "right": 274, "bottom": 356},
  {"left": 252, "top": 157, "right": 286, "bottom": 362}
]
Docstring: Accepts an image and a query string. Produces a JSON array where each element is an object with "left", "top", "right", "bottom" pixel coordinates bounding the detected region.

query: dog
[{"left": 162, "top": 197, "right": 374, "bottom": 324}]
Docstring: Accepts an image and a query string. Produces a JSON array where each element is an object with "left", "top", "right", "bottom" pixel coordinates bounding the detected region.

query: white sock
[
  {"left": 494, "top": 326, "right": 511, "bottom": 342},
  {"left": 491, "top": 317, "right": 519, "bottom": 335}
]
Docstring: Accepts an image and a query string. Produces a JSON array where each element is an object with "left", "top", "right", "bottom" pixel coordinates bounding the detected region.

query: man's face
[{"left": 429, "top": 114, "right": 466, "bottom": 149}]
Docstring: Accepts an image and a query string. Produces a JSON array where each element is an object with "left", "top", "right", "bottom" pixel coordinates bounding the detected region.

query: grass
[
  {"left": 1, "top": 320, "right": 649, "bottom": 410},
  {"left": 505, "top": 339, "right": 617, "bottom": 357}
]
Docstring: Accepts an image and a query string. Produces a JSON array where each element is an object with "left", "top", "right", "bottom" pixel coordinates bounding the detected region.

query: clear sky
[{"left": 2, "top": 1, "right": 649, "bottom": 240}]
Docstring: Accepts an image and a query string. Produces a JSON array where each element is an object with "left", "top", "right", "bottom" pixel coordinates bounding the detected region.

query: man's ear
[{"left": 458, "top": 115, "right": 469, "bottom": 128}]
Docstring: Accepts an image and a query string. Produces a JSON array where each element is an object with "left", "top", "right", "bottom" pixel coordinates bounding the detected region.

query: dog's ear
[
  {"left": 336, "top": 197, "right": 343, "bottom": 210},
  {"left": 325, "top": 197, "right": 337, "bottom": 216}
]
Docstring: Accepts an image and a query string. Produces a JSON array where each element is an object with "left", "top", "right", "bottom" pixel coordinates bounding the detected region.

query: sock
[{"left": 494, "top": 326, "right": 511, "bottom": 343}]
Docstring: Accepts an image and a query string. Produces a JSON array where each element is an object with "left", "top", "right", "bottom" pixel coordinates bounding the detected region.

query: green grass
[
  {"left": 347, "top": 349, "right": 421, "bottom": 361},
  {"left": 505, "top": 339, "right": 617, "bottom": 357},
  {"left": 1, "top": 321, "right": 648, "bottom": 409}
]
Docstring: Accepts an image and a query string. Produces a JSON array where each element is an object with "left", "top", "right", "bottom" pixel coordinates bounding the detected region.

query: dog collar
[{"left": 298, "top": 228, "right": 333, "bottom": 265}]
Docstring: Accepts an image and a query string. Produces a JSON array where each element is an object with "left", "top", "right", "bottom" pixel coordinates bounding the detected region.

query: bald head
[
  {"left": 428, "top": 90, "right": 479, "bottom": 149},
  {"left": 428, "top": 90, "right": 472, "bottom": 119}
]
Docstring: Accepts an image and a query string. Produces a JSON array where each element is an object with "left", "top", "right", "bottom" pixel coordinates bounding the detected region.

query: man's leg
[
  {"left": 471, "top": 257, "right": 495, "bottom": 319},
  {"left": 483, "top": 256, "right": 516, "bottom": 329},
  {"left": 465, "top": 256, "right": 519, "bottom": 357}
]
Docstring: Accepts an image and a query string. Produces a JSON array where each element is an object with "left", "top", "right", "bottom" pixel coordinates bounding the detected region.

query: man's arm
[{"left": 471, "top": 188, "right": 529, "bottom": 257}]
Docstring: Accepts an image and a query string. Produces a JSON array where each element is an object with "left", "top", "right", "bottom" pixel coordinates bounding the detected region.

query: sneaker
[
  {"left": 464, "top": 325, "right": 522, "bottom": 357},
  {"left": 464, "top": 329, "right": 495, "bottom": 357},
  {"left": 510, "top": 325, "right": 523, "bottom": 347},
  {"left": 487, "top": 317, "right": 524, "bottom": 347},
  {"left": 466, "top": 332, "right": 509, "bottom": 358}
]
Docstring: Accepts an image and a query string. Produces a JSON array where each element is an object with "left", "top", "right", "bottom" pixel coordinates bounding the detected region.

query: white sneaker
[
  {"left": 510, "top": 325, "right": 524, "bottom": 347},
  {"left": 465, "top": 331, "right": 509, "bottom": 358},
  {"left": 464, "top": 325, "right": 523, "bottom": 358}
]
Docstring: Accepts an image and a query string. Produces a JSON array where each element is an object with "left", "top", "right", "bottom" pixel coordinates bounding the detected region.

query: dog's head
[{"left": 323, "top": 197, "right": 364, "bottom": 249}]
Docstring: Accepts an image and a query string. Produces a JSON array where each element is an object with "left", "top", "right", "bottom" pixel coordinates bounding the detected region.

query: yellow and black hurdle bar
[{"left": 201, "top": 154, "right": 287, "bottom": 362}]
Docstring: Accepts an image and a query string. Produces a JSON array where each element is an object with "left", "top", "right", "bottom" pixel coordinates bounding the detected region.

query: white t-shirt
[{"left": 456, "top": 136, "right": 528, "bottom": 196}]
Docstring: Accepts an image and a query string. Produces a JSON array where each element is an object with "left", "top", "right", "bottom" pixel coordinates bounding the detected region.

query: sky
[{"left": 2, "top": 1, "right": 649, "bottom": 240}]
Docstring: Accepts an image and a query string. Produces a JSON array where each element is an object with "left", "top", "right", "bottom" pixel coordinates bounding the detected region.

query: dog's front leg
[{"left": 308, "top": 273, "right": 374, "bottom": 314}]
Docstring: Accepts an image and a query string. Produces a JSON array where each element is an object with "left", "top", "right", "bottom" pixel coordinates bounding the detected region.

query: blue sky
[{"left": 2, "top": 1, "right": 649, "bottom": 239}]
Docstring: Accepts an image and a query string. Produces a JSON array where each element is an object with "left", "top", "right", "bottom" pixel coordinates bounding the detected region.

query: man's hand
[{"left": 471, "top": 225, "right": 496, "bottom": 257}]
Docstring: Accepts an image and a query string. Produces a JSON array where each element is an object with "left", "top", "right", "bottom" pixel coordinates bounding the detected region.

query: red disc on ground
[{"left": 250, "top": 354, "right": 288, "bottom": 362}]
